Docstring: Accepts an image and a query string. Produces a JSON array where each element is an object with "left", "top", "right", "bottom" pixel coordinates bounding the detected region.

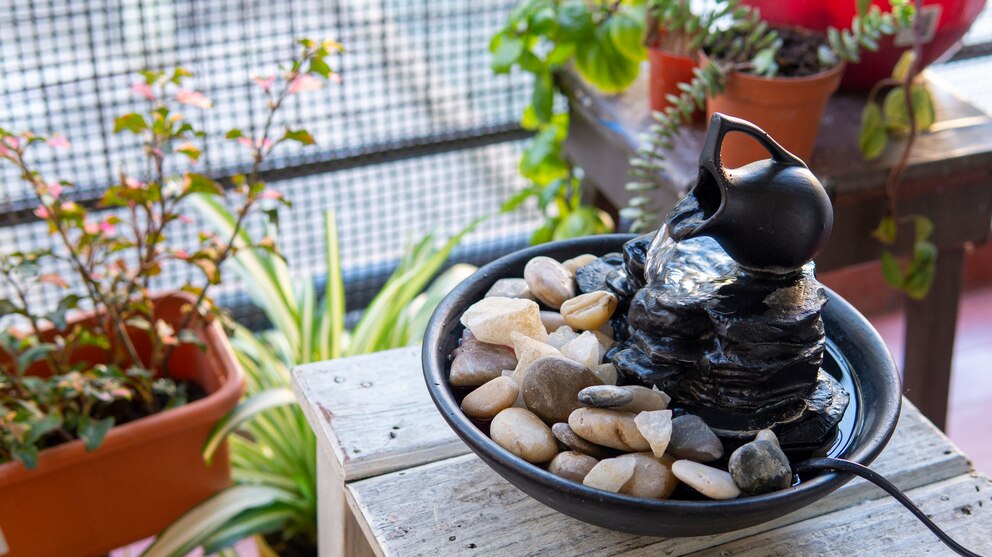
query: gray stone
[
  {"left": 485, "top": 278, "right": 536, "bottom": 301},
  {"left": 577, "top": 385, "right": 634, "bottom": 408},
  {"left": 522, "top": 356, "right": 602, "bottom": 424},
  {"left": 615, "top": 385, "right": 669, "bottom": 413},
  {"left": 729, "top": 439, "right": 793, "bottom": 495},
  {"left": 551, "top": 422, "right": 614, "bottom": 459},
  {"left": 668, "top": 414, "right": 724, "bottom": 462},
  {"left": 449, "top": 333, "right": 518, "bottom": 387},
  {"left": 548, "top": 451, "right": 598, "bottom": 483}
]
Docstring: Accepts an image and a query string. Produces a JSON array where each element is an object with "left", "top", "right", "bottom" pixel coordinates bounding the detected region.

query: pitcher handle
[{"left": 699, "top": 113, "right": 807, "bottom": 177}]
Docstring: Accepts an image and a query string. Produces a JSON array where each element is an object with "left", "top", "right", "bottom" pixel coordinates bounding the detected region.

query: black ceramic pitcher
[{"left": 667, "top": 113, "right": 834, "bottom": 271}]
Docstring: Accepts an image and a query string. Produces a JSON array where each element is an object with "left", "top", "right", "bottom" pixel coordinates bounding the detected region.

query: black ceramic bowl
[{"left": 422, "top": 234, "right": 901, "bottom": 537}]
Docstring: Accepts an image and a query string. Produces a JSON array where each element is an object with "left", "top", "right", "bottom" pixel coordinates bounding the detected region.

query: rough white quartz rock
[
  {"left": 561, "top": 330, "right": 602, "bottom": 370},
  {"left": 634, "top": 409, "right": 673, "bottom": 458},
  {"left": 548, "top": 325, "right": 580, "bottom": 350},
  {"left": 510, "top": 332, "right": 563, "bottom": 380},
  {"left": 671, "top": 459, "right": 742, "bottom": 500},
  {"left": 592, "top": 363, "right": 618, "bottom": 386},
  {"left": 460, "top": 297, "right": 547, "bottom": 346},
  {"left": 583, "top": 456, "right": 637, "bottom": 493}
]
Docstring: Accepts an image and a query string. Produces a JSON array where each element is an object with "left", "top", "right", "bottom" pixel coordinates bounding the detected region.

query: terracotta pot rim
[
  {"left": 647, "top": 45, "right": 697, "bottom": 61},
  {"left": 700, "top": 50, "right": 846, "bottom": 84},
  {"left": 0, "top": 291, "right": 245, "bottom": 483}
]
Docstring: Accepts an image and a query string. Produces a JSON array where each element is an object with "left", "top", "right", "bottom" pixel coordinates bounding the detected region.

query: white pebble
[
  {"left": 671, "top": 460, "right": 742, "bottom": 500},
  {"left": 634, "top": 410, "right": 673, "bottom": 458},
  {"left": 461, "top": 297, "right": 547, "bottom": 346},
  {"left": 583, "top": 457, "right": 637, "bottom": 493}
]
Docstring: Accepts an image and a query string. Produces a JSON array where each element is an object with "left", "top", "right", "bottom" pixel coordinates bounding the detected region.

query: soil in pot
[{"left": 704, "top": 28, "right": 843, "bottom": 168}]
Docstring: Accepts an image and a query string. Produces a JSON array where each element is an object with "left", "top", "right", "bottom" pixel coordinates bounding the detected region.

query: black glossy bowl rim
[{"left": 422, "top": 234, "right": 902, "bottom": 514}]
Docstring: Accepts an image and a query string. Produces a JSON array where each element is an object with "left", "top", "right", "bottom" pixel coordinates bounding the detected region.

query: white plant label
[{"left": 0, "top": 524, "right": 8, "bottom": 556}]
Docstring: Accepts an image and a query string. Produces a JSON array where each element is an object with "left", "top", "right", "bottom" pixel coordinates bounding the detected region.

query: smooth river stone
[
  {"left": 728, "top": 439, "right": 792, "bottom": 495},
  {"left": 524, "top": 256, "right": 575, "bottom": 309},
  {"left": 449, "top": 333, "right": 518, "bottom": 387},
  {"left": 548, "top": 451, "right": 599, "bottom": 483},
  {"left": 615, "top": 385, "right": 670, "bottom": 413},
  {"left": 461, "top": 297, "right": 547, "bottom": 345},
  {"left": 561, "top": 331, "right": 602, "bottom": 370},
  {"left": 460, "top": 376, "right": 519, "bottom": 420},
  {"left": 671, "top": 460, "right": 741, "bottom": 500},
  {"left": 522, "top": 357, "right": 603, "bottom": 424},
  {"left": 617, "top": 453, "right": 678, "bottom": 499},
  {"left": 568, "top": 408, "right": 650, "bottom": 452},
  {"left": 583, "top": 456, "right": 637, "bottom": 493},
  {"left": 561, "top": 290, "right": 618, "bottom": 331},
  {"left": 633, "top": 409, "right": 673, "bottom": 458},
  {"left": 756, "top": 428, "right": 780, "bottom": 445},
  {"left": 668, "top": 414, "right": 724, "bottom": 462},
  {"left": 490, "top": 408, "right": 558, "bottom": 464},
  {"left": 551, "top": 422, "right": 614, "bottom": 459},
  {"left": 563, "top": 254, "right": 599, "bottom": 275},
  {"left": 577, "top": 385, "right": 634, "bottom": 408},
  {"left": 485, "top": 278, "right": 536, "bottom": 301}
]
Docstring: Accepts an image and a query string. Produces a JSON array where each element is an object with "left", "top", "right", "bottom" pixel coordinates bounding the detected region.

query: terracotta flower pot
[
  {"left": 0, "top": 293, "right": 245, "bottom": 557},
  {"left": 648, "top": 47, "right": 699, "bottom": 118},
  {"left": 703, "top": 55, "right": 845, "bottom": 169}
]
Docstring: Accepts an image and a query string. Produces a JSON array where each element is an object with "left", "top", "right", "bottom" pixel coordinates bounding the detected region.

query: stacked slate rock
[{"left": 585, "top": 232, "right": 849, "bottom": 452}]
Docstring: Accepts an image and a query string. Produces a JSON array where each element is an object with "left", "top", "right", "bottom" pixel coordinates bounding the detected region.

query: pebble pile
[{"left": 452, "top": 254, "right": 795, "bottom": 501}]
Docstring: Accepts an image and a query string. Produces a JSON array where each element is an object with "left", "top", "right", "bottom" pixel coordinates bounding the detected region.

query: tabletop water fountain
[
  {"left": 601, "top": 114, "right": 848, "bottom": 453},
  {"left": 422, "top": 113, "right": 910, "bottom": 539}
]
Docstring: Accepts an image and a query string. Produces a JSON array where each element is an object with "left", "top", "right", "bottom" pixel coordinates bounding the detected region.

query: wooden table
[
  {"left": 293, "top": 346, "right": 992, "bottom": 557},
  {"left": 559, "top": 69, "right": 992, "bottom": 430}
]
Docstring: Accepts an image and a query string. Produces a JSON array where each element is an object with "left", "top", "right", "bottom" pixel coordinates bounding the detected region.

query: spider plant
[{"left": 143, "top": 198, "right": 479, "bottom": 556}]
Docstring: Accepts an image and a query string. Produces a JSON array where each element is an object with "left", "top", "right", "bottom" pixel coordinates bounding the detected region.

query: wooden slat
[
  {"left": 291, "top": 346, "right": 466, "bottom": 482},
  {"left": 344, "top": 406, "right": 971, "bottom": 557},
  {"left": 692, "top": 473, "right": 992, "bottom": 556}
]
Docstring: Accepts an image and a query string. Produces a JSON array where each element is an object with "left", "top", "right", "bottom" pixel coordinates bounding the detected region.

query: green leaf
[
  {"left": 537, "top": 179, "right": 566, "bottom": 212},
  {"left": 891, "top": 50, "right": 915, "bottom": 81},
  {"left": 199, "top": 504, "right": 296, "bottom": 555},
  {"left": 557, "top": 1, "right": 594, "bottom": 40},
  {"left": 225, "top": 129, "right": 243, "bottom": 139},
  {"left": 12, "top": 446, "right": 39, "bottom": 469},
  {"left": 185, "top": 173, "right": 224, "bottom": 196},
  {"left": 607, "top": 11, "right": 646, "bottom": 62},
  {"left": 880, "top": 250, "right": 905, "bottom": 289},
  {"left": 882, "top": 86, "right": 911, "bottom": 133},
  {"left": 871, "top": 215, "right": 898, "bottom": 245},
  {"left": 317, "top": 211, "right": 346, "bottom": 361},
  {"left": 910, "top": 84, "right": 936, "bottom": 131},
  {"left": 140, "top": 485, "right": 297, "bottom": 557},
  {"left": 113, "top": 113, "right": 148, "bottom": 134},
  {"left": 530, "top": 218, "right": 557, "bottom": 245},
  {"left": 532, "top": 71, "right": 554, "bottom": 124},
  {"left": 859, "top": 102, "right": 888, "bottom": 160},
  {"left": 25, "top": 411, "right": 62, "bottom": 446},
  {"left": 490, "top": 32, "right": 524, "bottom": 73},
  {"left": 904, "top": 240, "right": 937, "bottom": 300},
  {"left": 283, "top": 129, "right": 316, "bottom": 146},
  {"left": 501, "top": 187, "right": 537, "bottom": 213},
  {"left": 546, "top": 42, "right": 577, "bottom": 67},
  {"left": 913, "top": 215, "right": 934, "bottom": 243},
  {"left": 574, "top": 24, "right": 640, "bottom": 93},
  {"left": 857, "top": 0, "right": 872, "bottom": 16},
  {"left": 309, "top": 56, "right": 332, "bottom": 79},
  {"left": 79, "top": 416, "right": 114, "bottom": 451},
  {"left": 16, "top": 343, "right": 55, "bottom": 371},
  {"left": 202, "top": 388, "right": 298, "bottom": 464}
]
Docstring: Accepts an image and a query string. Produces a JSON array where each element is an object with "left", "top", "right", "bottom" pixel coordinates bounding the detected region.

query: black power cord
[{"left": 795, "top": 458, "right": 986, "bottom": 557}]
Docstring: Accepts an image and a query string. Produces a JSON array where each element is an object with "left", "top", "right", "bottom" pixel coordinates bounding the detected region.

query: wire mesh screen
[{"left": 0, "top": 0, "right": 538, "bottom": 322}]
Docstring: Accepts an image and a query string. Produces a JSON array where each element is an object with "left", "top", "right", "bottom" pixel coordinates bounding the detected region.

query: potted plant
[
  {"left": 644, "top": 0, "right": 729, "bottom": 115},
  {"left": 491, "top": 0, "right": 648, "bottom": 243},
  {"left": 622, "top": 0, "right": 915, "bottom": 232},
  {"left": 139, "top": 206, "right": 480, "bottom": 556},
  {"left": 0, "top": 38, "right": 340, "bottom": 557}
]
